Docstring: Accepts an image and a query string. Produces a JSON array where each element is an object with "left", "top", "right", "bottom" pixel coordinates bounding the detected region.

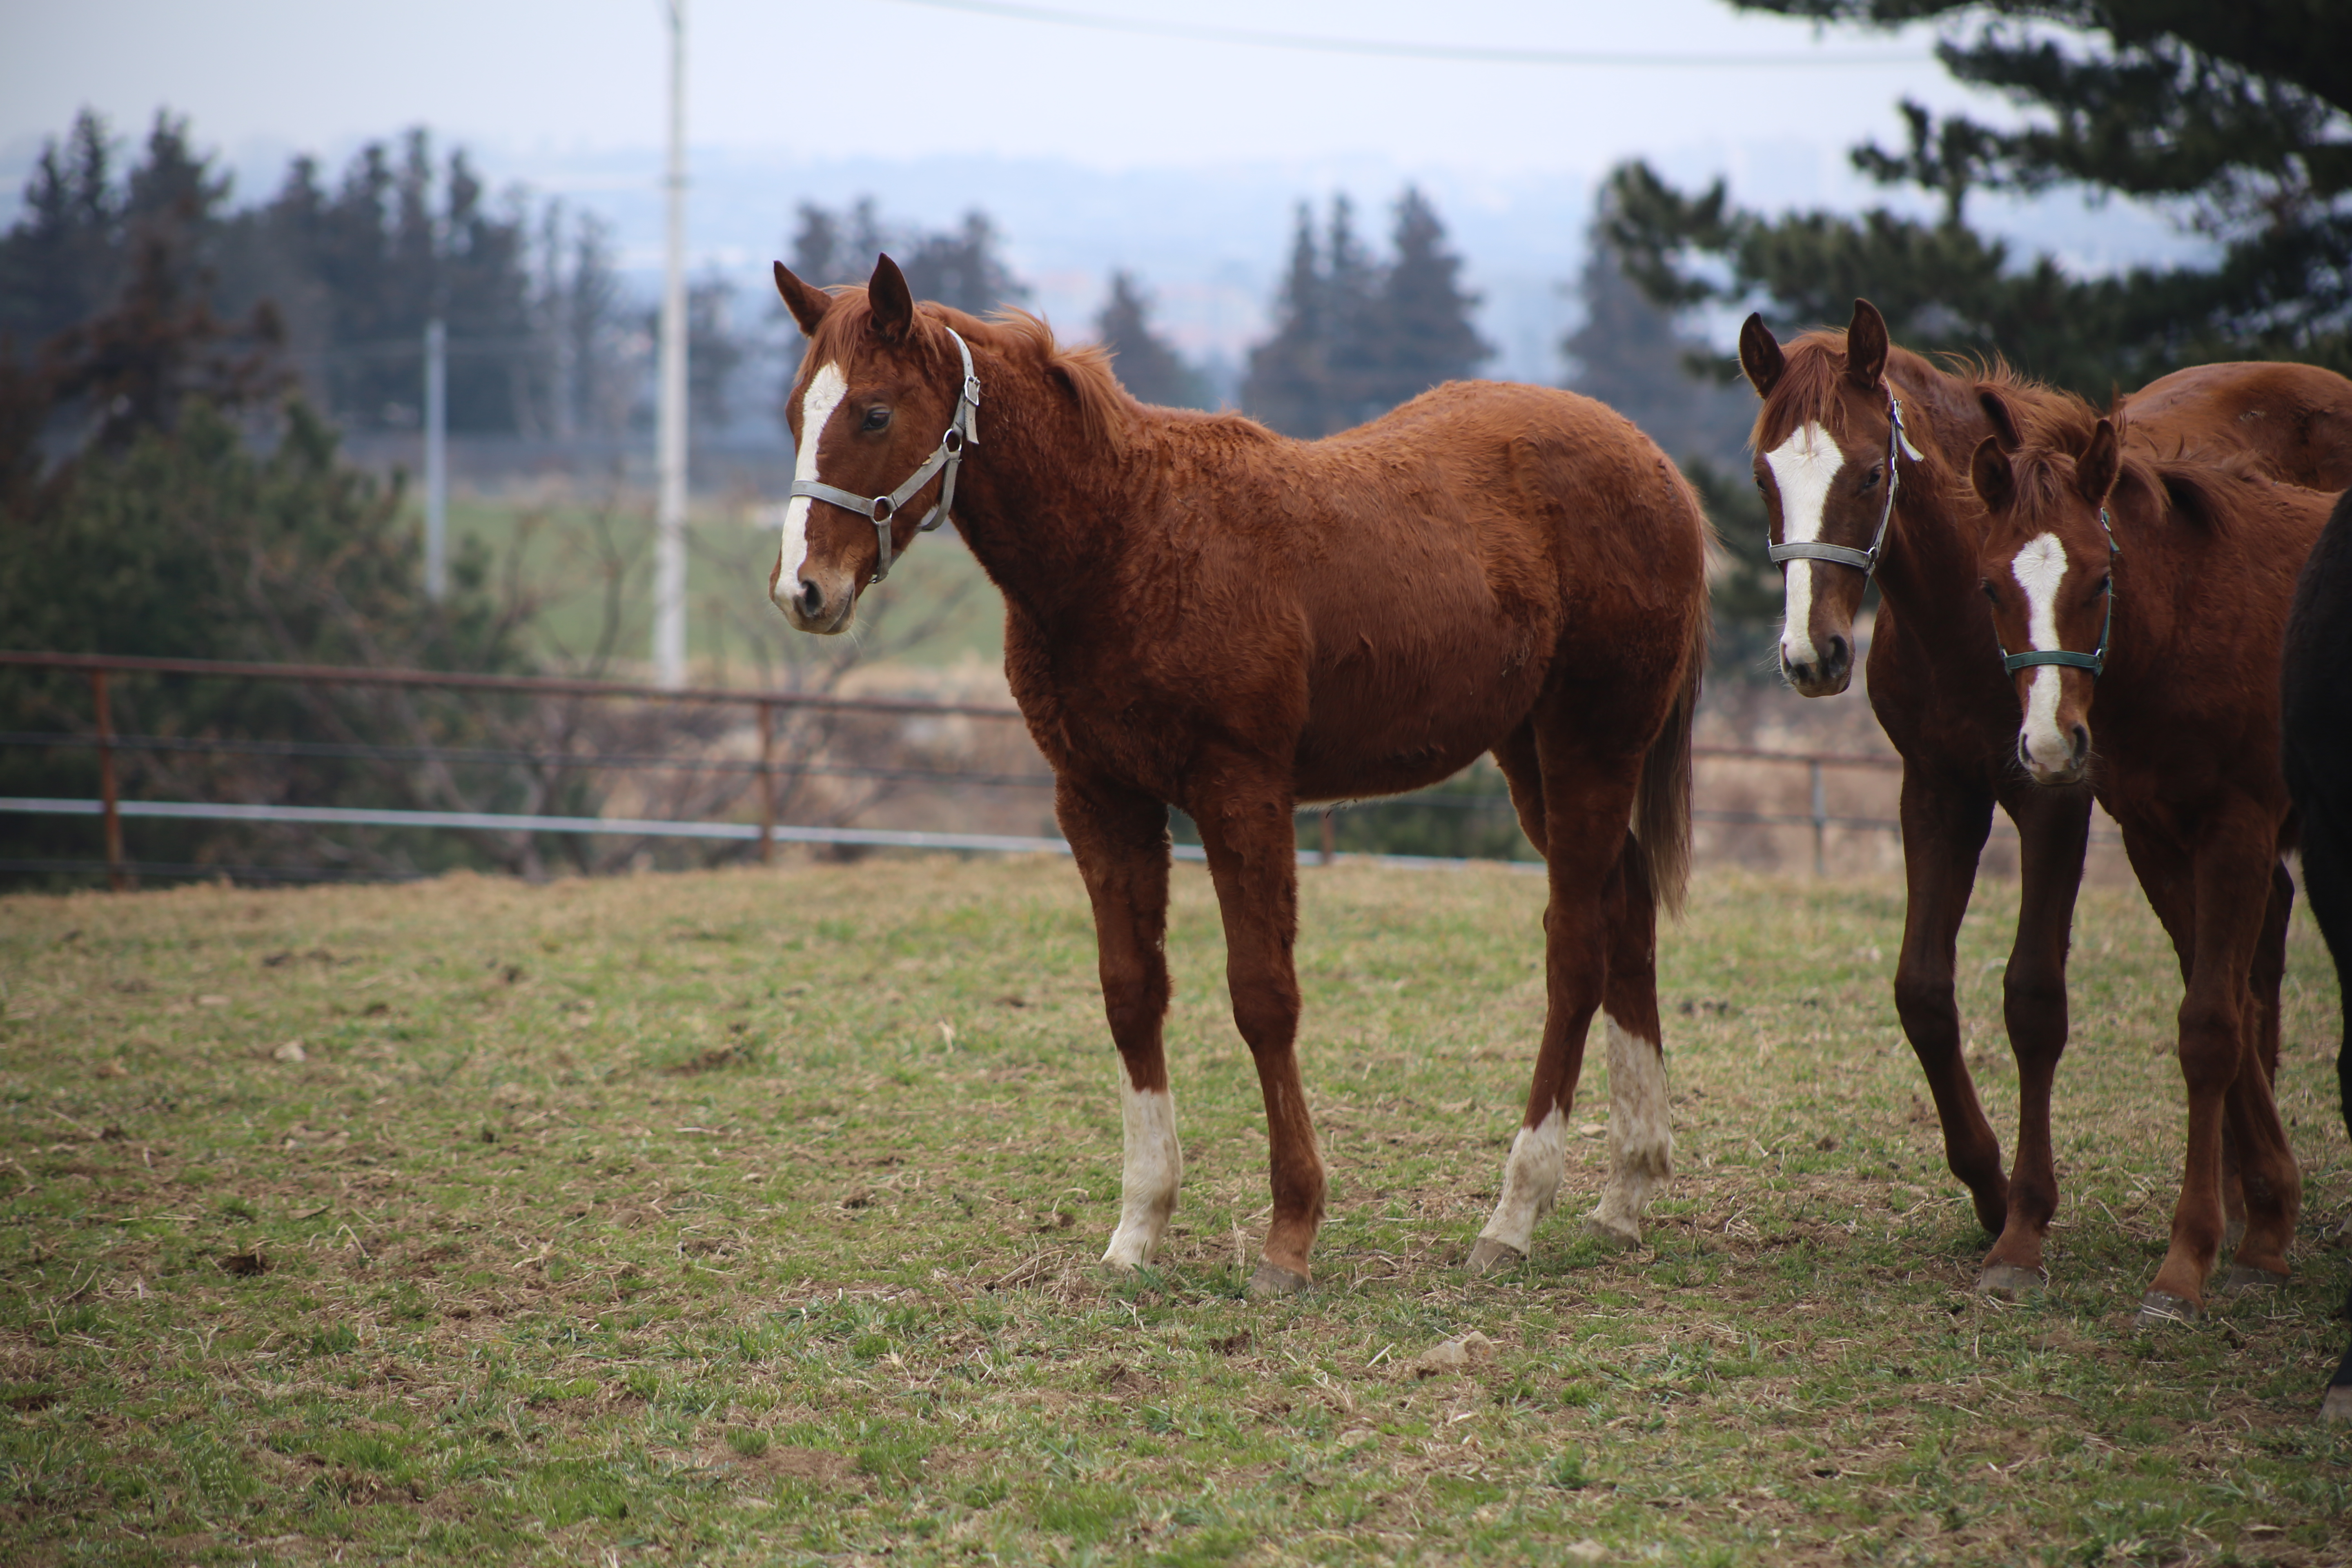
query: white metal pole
[
  {"left": 425, "top": 317, "right": 447, "bottom": 602},
  {"left": 653, "top": 0, "right": 690, "bottom": 688}
]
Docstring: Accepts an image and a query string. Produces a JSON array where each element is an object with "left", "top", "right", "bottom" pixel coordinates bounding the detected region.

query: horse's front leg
[
  {"left": 1979, "top": 782, "right": 2091, "bottom": 1295},
  {"left": 1890, "top": 768, "right": 2007, "bottom": 1234},
  {"left": 2143, "top": 814, "right": 2301, "bottom": 1323},
  {"left": 1056, "top": 774, "right": 1180, "bottom": 1270},
  {"left": 1192, "top": 767, "right": 1324, "bottom": 1296}
]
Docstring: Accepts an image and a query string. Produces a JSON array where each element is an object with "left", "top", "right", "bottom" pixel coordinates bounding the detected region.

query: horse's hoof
[
  {"left": 2223, "top": 1265, "right": 2289, "bottom": 1293},
  {"left": 1976, "top": 1263, "right": 2045, "bottom": 1298},
  {"left": 1466, "top": 1238, "right": 1525, "bottom": 1277},
  {"left": 2322, "top": 1384, "right": 2352, "bottom": 1424},
  {"left": 2136, "top": 1290, "right": 2199, "bottom": 1328},
  {"left": 1247, "top": 1261, "right": 1311, "bottom": 1298},
  {"left": 1583, "top": 1214, "right": 1642, "bottom": 1252}
]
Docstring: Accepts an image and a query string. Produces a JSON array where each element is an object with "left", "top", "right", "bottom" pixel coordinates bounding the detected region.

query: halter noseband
[
  {"left": 1998, "top": 507, "right": 2120, "bottom": 679},
  {"left": 1767, "top": 393, "right": 1923, "bottom": 579},
  {"left": 788, "top": 326, "right": 982, "bottom": 586}
]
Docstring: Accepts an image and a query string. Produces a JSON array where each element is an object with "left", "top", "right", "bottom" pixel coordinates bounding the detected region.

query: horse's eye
[
  {"left": 862, "top": 406, "right": 892, "bottom": 432},
  {"left": 1980, "top": 581, "right": 1998, "bottom": 603},
  {"left": 2096, "top": 575, "right": 2111, "bottom": 594},
  {"left": 1861, "top": 466, "right": 1882, "bottom": 490}
]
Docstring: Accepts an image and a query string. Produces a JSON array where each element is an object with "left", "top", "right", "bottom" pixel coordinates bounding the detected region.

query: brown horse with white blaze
[
  {"left": 768, "top": 256, "right": 1709, "bottom": 1292},
  {"left": 1968, "top": 387, "right": 2328, "bottom": 1323},
  {"left": 1739, "top": 300, "right": 2352, "bottom": 1300}
]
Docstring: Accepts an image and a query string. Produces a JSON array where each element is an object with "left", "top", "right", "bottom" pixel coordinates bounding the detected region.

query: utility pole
[
  {"left": 424, "top": 317, "right": 448, "bottom": 601},
  {"left": 653, "top": 0, "right": 690, "bottom": 688}
]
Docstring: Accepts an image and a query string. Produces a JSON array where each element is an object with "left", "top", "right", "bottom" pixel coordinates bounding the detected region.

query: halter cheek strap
[
  {"left": 1766, "top": 394, "right": 1923, "bottom": 578},
  {"left": 1998, "top": 508, "right": 2120, "bottom": 678},
  {"left": 788, "top": 326, "right": 982, "bottom": 586}
]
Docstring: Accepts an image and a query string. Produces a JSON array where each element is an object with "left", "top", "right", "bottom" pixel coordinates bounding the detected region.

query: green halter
[{"left": 1998, "top": 508, "right": 2119, "bottom": 678}]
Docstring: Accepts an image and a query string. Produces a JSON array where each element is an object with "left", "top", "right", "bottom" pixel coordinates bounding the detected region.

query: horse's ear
[
  {"left": 773, "top": 261, "right": 832, "bottom": 339},
  {"left": 1845, "top": 298, "right": 1889, "bottom": 391},
  {"left": 1737, "top": 313, "right": 1784, "bottom": 399},
  {"left": 868, "top": 253, "right": 914, "bottom": 345},
  {"left": 2078, "top": 417, "right": 2121, "bottom": 504},
  {"left": 1977, "top": 388, "right": 2024, "bottom": 453},
  {"left": 1969, "top": 435, "right": 2016, "bottom": 514}
]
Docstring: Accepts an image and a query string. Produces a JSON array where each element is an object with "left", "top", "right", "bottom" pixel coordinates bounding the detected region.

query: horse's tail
[{"left": 1635, "top": 557, "right": 1708, "bottom": 921}]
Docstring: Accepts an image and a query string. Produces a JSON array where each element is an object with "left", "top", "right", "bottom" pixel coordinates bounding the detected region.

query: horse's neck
[
  {"left": 949, "top": 360, "right": 1137, "bottom": 631},
  {"left": 1877, "top": 356, "right": 1993, "bottom": 618}
]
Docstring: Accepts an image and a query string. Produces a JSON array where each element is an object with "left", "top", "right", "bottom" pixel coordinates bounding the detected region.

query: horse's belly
[{"left": 1292, "top": 624, "right": 1544, "bottom": 800}]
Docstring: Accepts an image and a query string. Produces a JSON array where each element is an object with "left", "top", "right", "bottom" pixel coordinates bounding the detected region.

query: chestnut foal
[
  {"left": 767, "top": 257, "right": 1709, "bottom": 1293},
  {"left": 1968, "top": 388, "right": 2330, "bottom": 1324},
  {"left": 1740, "top": 300, "right": 2352, "bottom": 1299}
]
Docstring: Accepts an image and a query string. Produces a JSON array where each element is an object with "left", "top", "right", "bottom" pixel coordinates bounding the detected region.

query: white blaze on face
[
  {"left": 2010, "top": 532, "right": 2075, "bottom": 772},
  {"left": 1587, "top": 1012, "right": 1673, "bottom": 1248},
  {"left": 1478, "top": 1105, "right": 1566, "bottom": 1258},
  {"left": 1102, "top": 1081, "right": 1182, "bottom": 1269},
  {"left": 774, "top": 362, "right": 849, "bottom": 603},
  {"left": 1762, "top": 422, "right": 1846, "bottom": 669}
]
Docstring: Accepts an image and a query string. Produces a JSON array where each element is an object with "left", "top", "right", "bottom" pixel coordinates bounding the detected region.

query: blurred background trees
[
  {"left": 1241, "top": 187, "right": 1491, "bottom": 437},
  {"left": 1602, "top": 0, "right": 2352, "bottom": 393}
]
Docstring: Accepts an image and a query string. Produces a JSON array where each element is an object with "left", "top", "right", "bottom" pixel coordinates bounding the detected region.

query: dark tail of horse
[{"left": 1635, "top": 592, "right": 1708, "bottom": 921}]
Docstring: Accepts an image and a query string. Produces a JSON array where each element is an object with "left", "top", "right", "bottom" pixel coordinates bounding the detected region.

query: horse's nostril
[
  {"left": 1824, "top": 634, "right": 1849, "bottom": 672},
  {"left": 2071, "top": 724, "right": 2089, "bottom": 763},
  {"left": 797, "top": 580, "right": 824, "bottom": 618}
]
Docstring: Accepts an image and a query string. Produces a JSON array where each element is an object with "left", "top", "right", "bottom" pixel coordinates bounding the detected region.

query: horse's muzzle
[
  {"left": 2019, "top": 722, "right": 2091, "bottom": 786},
  {"left": 1781, "top": 634, "right": 1852, "bottom": 697},
  {"left": 774, "top": 575, "right": 854, "bottom": 635}
]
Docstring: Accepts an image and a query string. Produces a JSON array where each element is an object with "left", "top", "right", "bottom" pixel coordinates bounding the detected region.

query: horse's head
[
  {"left": 1966, "top": 388, "right": 2122, "bottom": 787},
  {"left": 1739, "top": 298, "right": 1908, "bottom": 696},
  {"left": 770, "top": 254, "right": 978, "bottom": 634}
]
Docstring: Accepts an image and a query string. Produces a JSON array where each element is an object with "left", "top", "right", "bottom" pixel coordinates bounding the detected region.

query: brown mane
[
  {"left": 801, "top": 285, "right": 1133, "bottom": 449},
  {"left": 1985, "top": 383, "right": 2243, "bottom": 537}
]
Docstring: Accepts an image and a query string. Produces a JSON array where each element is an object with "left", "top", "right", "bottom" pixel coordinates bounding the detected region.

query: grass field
[{"left": 2, "top": 858, "right": 2348, "bottom": 1566}]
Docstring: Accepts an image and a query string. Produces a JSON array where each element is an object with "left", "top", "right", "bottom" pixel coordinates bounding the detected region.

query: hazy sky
[{"left": 5, "top": 0, "right": 1982, "bottom": 180}]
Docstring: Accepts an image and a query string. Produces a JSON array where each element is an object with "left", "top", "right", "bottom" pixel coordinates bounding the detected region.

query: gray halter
[
  {"left": 788, "top": 326, "right": 981, "bottom": 586},
  {"left": 1767, "top": 394, "right": 1923, "bottom": 578}
]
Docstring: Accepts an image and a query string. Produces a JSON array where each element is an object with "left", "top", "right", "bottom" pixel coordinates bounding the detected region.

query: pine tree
[
  {"left": 0, "top": 110, "right": 121, "bottom": 352},
  {"left": 1606, "top": 0, "right": 2352, "bottom": 390},
  {"left": 1240, "top": 205, "right": 1332, "bottom": 437},
  {"left": 1092, "top": 271, "right": 1209, "bottom": 409},
  {"left": 1375, "top": 186, "right": 1490, "bottom": 408}
]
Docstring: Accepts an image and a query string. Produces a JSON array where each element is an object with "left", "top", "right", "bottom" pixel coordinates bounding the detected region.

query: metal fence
[{"left": 2, "top": 650, "right": 1918, "bottom": 888}]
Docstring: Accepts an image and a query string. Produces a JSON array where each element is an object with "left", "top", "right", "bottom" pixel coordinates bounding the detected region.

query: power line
[{"left": 877, "top": 0, "right": 1929, "bottom": 69}]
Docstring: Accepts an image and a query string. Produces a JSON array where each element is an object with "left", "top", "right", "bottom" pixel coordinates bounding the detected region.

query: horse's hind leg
[
  {"left": 2222, "top": 862, "right": 2298, "bottom": 1290},
  {"left": 1587, "top": 835, "right": 1671, "bottom": 1250},
  {"left": 1057, "top": 775, "right": 1182, "bottom": 1271},
  {"left": 1471, "top": 733, "right": 1645, "bottom": 1274}
]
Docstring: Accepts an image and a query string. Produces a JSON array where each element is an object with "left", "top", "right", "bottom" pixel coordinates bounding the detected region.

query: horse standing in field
[
  {"left": 766, "top": 256, "right": 1710, "bottom": 1292},
  {"left": 2282, "top": 488, "right": 2352, "bottom": 1417},
  {"left": 1967, "top": 388, "right": 2330, "bottom": 1324},
  {"left": 1737, "top": 301, "right": 2352, "bottom": 1299}
]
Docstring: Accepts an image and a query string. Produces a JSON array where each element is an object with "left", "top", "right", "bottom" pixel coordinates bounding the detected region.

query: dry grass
[{"left": 0, "top": 856, "right": 2346, "bottom": 1565}]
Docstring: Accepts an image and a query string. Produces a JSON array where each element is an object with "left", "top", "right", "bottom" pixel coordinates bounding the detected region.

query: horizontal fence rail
[{"left": 2, "top": 650, "right": 2060, "bottom": 887}]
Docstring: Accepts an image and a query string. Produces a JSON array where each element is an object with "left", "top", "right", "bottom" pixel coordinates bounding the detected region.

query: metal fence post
[
  {"left": 1809, "top": 759, "right": 1828, "bottom": 878},
  {"left": 91, "top": 669, "right": 125, "bottom": 891},
  {"left": 1319, "top": 809, "right": 1335, "bottom": 867},
  {"left": 756, "top": 699, "right": 775, "bottom": 866}
]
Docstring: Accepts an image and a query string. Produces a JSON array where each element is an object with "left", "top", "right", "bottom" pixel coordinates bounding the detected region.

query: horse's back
[{"left": 2124, "top": 362, "right": 2352, "bottom": 490}]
